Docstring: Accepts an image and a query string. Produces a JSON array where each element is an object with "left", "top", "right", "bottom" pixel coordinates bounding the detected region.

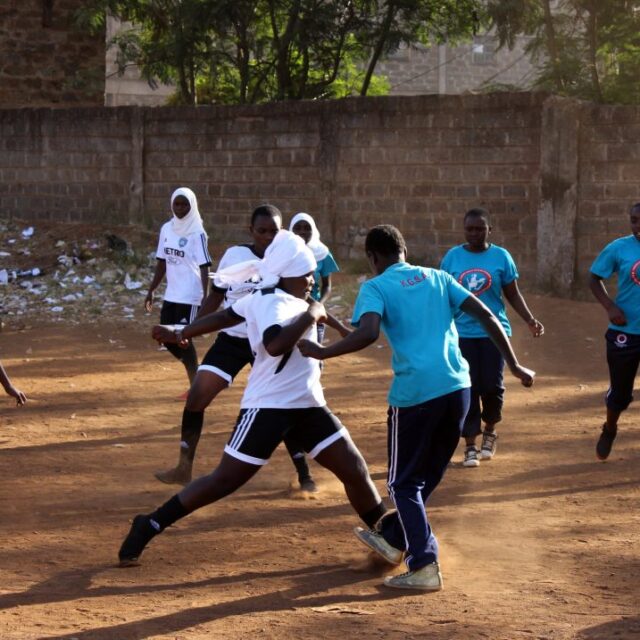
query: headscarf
[
  {"left": 289, "top": 212, "right": 329, "bottom": 261},
  {"left": 212, "top": 230, "right": 316, "bottom": 289},
  {"left": 170, "top": 187, "right": 206, "bottom": 237}
]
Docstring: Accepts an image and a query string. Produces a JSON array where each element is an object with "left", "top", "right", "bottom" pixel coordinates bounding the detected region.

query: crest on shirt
[
  {"left": 630, "top": 259, "right": 640, "bottom": 285},
  {"left": 178, "top": 237, "right": 188, "bottom": 248},
  {"left": 458, "top": 268, "right": 492, "bottom": 295}
]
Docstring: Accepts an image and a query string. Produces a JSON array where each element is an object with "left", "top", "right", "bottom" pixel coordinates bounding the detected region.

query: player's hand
[
  {"left": 511, "top": 364, "right": 535, "bottom": 387},
  {"left": 151, "top": 324, "right": 178, "bottom": 344},
  {"left": 608, "top": 305, "right": 626, "bottom": 326},
  {"left": 307, "top": 300, "right": 327, "bottom": 324},
  {"left": 298, "top": 339, "right": 325, "bottom": 360},
  {"left": 527, "top": 318, "right": 544, "bottom": 337},
  {"left": 6, "top": 386, "right": 26, "bottom": 406},
  {"left": 144, "top": 291, "right": 154, "bottom": 313}
]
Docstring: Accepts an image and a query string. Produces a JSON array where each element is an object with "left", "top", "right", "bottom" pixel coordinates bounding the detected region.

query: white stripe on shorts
[
  {"left": 197, "top": 364, "right": 233, "bottom": 384},
  {"left": 308, "top": 426, "right": 347, "bottom": 459},
  {"left": 229, "top": 407, "right": 259, "bottom": 450},
  {"left": 223, "top": 444, "right": 267, "bottom": 466}
]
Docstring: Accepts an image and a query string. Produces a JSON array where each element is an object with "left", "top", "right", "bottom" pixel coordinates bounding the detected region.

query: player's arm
[
  {"left": 589, "top": 272, "right": 626, "bottom": 325},
  {"left": 502, "top": 280, "right": 544, "bottom": 337},
  {"left": 298, "top": 312, "right": 380, "bottom": 360},
  {"left": 460, "top": 295, "right": 534, "bottom": 387},
  {"left": 199, "top": 265, "right": 209, "bottom": 303},
  {"left": 0, "top": 361, "right": 26, "bottom": 406},
  {"left": 144, "top": 259, "right": 166, "bottom": 312},
  {"left": 263, "top": 300, "right": 327, "bottom": 357},
  {"left": 318, "top": 275, "right": 332, "bottom": 304},
  {"left": 325, "top": 312, "right": 352, "bottom": 337},
  {"left": 196, "top": 288, "right": 225, "bottom": 319},
  {"left": 152, "top": 307, "right": 243, "bottom": 344}
]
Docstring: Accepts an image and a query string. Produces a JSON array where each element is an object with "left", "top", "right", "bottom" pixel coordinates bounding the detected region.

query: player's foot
[
  {"left": 462, "top": 445, "right": 480, "bottom": 467},
  {"left": 383, "top": 562, "right": 443, "bottom": 591},
  {"left": 479, "top": 431, "right": 498, "bottom": 460},
  {"left": 596, "top": 423, "right": 617, "bottom": 461},
  {"left": 154, "top": 464, "right": 192, "bottom": 486},
  {"left": 118, "top": 515, "right": 159, "bottom": 567},
  {"left": 299, "top": 476, "right": 318, "bottom": 493},
  {"left": 354, "top": 526, "right": 403, "bottom": 565}
]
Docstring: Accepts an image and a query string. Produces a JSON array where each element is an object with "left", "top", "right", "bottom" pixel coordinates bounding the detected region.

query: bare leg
[
  {"left": 314, "top": 436, "right": 383, "bottom": 520},
  {"left": 178, "top": 452, "right": 260, "bottom": 512},
  {"left": 155, "top": 370, "right": 230, "bottom": 485}
]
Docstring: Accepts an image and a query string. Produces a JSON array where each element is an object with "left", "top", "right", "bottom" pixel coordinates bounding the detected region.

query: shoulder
[
  {"left": 159, "top": 220, "right": 172, "bottom": 236},
  {"left": 221, "top": 244, "right": 256, "bottom": 263}
]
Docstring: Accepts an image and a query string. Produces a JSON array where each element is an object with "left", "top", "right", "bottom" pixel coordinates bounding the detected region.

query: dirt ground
[{"left": 0, "top": 293, "right": 639, "bottom": 640}]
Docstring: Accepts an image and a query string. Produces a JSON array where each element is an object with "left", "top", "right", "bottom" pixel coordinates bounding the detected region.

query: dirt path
[{"left": 0, "top": 294, "right": 638, "bottom": 639}]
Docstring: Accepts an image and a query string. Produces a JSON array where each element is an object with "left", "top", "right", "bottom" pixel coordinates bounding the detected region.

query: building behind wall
[{"left": 103, "top": 27, "right": 538, "bottom": 106}]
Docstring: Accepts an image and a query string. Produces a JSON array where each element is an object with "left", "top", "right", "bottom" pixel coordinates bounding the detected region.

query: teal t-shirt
[
  {"left": 440, "top": 244, "right": 518, "bottom": 338},
  {"left": 351, "top": 262, "right": 471, "bottom": 408},
  {"left": 311, "top": 251, "right": 339, "bottom": 301},
  {"left": 590, "top": 235, "right": 640, "bottom": 335}
]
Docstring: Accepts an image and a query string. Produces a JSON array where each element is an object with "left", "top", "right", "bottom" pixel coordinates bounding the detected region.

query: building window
[{"left": 472, "top": 36, "right": 496, "bottom": 66}]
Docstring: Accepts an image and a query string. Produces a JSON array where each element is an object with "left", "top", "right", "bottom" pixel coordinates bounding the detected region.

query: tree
[
  {"left": 79, "top": 0, "right": 487, "bottom": 105},
  {"left": 487, "top": 0, "right": 640, "bottom": 104}
]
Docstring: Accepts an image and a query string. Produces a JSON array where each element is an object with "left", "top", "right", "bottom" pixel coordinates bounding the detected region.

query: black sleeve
[{"left": 262, "top": 324, "right": 282, "bottom": 348}]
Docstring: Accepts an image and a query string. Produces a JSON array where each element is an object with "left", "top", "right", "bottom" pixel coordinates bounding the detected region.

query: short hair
[
  {"left": 463, "top": 207, "right": 491, "bottom": 225},
  {"left": 365, "top": 225, "right": 407, "bottom": 256},
  {"left": 629, "top": 202, "right": 640, "bottom": 215},
  {"left": 251, "top": 204, "right": 281, "bottom": 225}
]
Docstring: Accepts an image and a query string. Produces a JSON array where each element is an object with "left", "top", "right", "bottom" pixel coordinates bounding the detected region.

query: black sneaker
[
  {"left": 596, "top": 424, "right": 617, "bottom": 461},
  {"left": 299, "top": 476, "right": 318, "bottom": 493},
  {"left": 118, "top": 515, "right": 159, "bottom": 567}
]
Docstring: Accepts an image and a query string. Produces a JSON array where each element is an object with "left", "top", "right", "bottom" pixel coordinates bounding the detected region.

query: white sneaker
[
  {"left": 383, "top": 562, "right": 443, "bottom": 591},
  {"left": 479, "top": 431, "right": 498, "bottom": 460},
  {"left": 354, "top": 526, "right": 403, "bottom": 565},
  {"left": 462, "top": 446, "right": 480, "bottom": 467}
]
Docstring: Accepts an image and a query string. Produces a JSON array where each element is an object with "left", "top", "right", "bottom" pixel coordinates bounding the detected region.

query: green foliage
[
  {"left": 79, "top": 0, "right": 486, "bottom": 105},
  {"left": 487, "top": 0, "right": 640, "bottom": 104}
]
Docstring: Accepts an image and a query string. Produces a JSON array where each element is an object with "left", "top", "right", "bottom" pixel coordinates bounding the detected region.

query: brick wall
[
  {"left": 0, "top": 0, "right": 104, "bottom": 107},
  {"left": 2, "top": 92, "right": 638, "bottom": 296},
  {"left": 0, "top": 93, "right": 543, "bottom": 282}
]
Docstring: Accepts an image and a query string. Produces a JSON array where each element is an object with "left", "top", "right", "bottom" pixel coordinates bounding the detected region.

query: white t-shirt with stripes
[
  {"left": 232, "top": 288, "right": 324, "bottom": 409},
  {"left": 156, "top": 221, "right": 212, "bottom": 305}
]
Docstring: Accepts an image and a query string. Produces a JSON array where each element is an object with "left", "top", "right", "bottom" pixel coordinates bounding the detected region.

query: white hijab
[
  {"left": 170, "top": 187, "right": 206, "bottom": 237},
  {"left": 212, "top": 230, "right": 316, "bottom": 289},
  {"left": 289, "top": 212, "right": 329, "bottom": 261}
]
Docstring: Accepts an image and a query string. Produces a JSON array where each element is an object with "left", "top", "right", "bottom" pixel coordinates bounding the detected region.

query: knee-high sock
[{"left": 181, "top": 409, "right": 204, "bottom": 462}]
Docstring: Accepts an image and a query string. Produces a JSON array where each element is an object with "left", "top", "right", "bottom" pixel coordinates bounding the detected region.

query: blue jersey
[
  {"left": 591, "top": 235, "right": 640, "bottom": 335},
  {"left": 311, "top": 251, "right": 339, "bottom": 301},
  {"left": 440, "top": 244, "right": 518, "bottom": 338},
  {"left": 351, "top": 262, "right": 471, "bottom": 408}
]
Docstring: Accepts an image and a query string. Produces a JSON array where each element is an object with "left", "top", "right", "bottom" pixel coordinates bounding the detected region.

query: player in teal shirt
[
  {"left": 441, "top": 208, "right": 544, "bottom": 467},
  {"left": 590, "top": 202, "right": 640, "bottom": 460},
  {"left": 299, "top": 224, "right": 534, "bottom": 592}
]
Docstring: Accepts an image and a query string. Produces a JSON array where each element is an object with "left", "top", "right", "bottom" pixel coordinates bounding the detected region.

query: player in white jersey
[
  {"left": 145, "top": 188, "right": 211, "bottom": 385},
  {"left": 119, "top": 230, "right": 387, "bottom": 567},
  {"left": 154, "top": 205, "right": 318, "bottom": 492}
]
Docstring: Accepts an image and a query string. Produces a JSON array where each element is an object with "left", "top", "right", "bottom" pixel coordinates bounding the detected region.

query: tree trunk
[{"left": 360, "top": 0, "right": 396, "bottom": 96}]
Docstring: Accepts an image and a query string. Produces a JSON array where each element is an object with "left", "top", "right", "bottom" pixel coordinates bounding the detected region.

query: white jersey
[
  {"left": 231, "top": 288, "right": 324, "bottom": 409},
  {"left": 156, "top": 221, "right": 212, "bottom": 305},
  {"left": 213, "top": 245, "right": 261, "bottom": 339}
]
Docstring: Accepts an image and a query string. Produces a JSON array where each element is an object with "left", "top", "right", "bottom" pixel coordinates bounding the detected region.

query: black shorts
[
  {"left": 199, "top": 332, "right": 254, "bottom": 384},
  {"left": 160, "top": 301, "right": 199, "bottom": 326},
  {"left": 224, "top": 406, "right": 347, "bottom": 465}
]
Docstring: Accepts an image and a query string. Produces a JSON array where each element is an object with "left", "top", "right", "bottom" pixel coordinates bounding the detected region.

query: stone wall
[
  {"left": 0, "top": 0, "right": 104, "bottom": 107},
  {"left": 2, "top": 92, "right": 639, "bottom": 296}
]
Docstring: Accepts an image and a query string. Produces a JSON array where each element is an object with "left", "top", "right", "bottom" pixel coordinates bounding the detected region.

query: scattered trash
[
  {"left": 0, "top": 251, "right": 10, "bottom": 257},
  {"left": 0, "top": 269, "right": 7, "bottom": 285},
  {"left": 21, "top": 227, "right": 35, "bottom": 238},
  {"left": 124, "top": 273, "right": 143, "bottom": 290},
  {"left": 50, "top": 306, "right": 64, "bottom": 312}
]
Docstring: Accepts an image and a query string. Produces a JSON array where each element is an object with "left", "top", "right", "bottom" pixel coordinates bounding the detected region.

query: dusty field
[{"left": 0, "top": 293, "right": 639, "bottom": 640}]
